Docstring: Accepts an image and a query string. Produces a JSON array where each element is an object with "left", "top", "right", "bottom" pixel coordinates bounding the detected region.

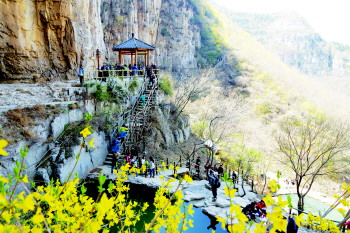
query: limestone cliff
[
  {"left": 101, "top": 0, "right": 200, "bottom": 70},
  {"left": 0, "top": 82, "right": 191, "bottom": 184},
  {"left": 0, "top": 0, "right": 106, "bottom": 82},
  {"left": 0, "top": 0, "right": 200, "bottom": 82}
]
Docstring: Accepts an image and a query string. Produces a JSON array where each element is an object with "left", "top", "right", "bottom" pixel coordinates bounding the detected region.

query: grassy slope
[
  {"left": 209, "top": 1, "right": 350, "bottom": 119},
  {"left": 185, "top": 1, "right": 350, "bottom": 193}
]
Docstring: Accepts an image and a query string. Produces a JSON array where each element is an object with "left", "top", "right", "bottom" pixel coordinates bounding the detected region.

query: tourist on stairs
[
  {"left": 118, "top": 125, "right": 128, "bottom": 142},
  {"left": 111, "top": 137, "right": 121, "bottom": 173}
]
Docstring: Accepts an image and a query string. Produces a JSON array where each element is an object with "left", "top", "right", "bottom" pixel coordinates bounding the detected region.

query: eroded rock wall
[
  {"left": 147, "top": 102, "right": 191, "bottom": 151},
  {"left": 0, "top": 0, "right": 200, "bottom": 81},
  {"left": 94, "top": 0, "right": 200, "bottom": 70},
  {"left": 0, "top": 100, "right": 109, "bottom": 185},
  {"left": 0, "top": 0, "right": 106, "bottom": 82},
  {"left": 0, "top": 86, "right": 191, "bottom": 185}
]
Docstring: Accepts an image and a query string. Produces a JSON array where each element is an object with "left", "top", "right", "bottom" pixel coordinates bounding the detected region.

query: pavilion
[{"left": 112, "top": 33, "right": 155, "bottom": 66}]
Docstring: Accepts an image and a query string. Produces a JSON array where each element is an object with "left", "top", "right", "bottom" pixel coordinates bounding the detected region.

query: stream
[{"left": 84, "top": 179, "right": 228, "bottom": 232}]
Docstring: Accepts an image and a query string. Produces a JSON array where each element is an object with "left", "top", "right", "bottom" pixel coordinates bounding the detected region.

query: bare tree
[
  {"left": 173, "top": 73, "right": 210, "bottom": 120},
  {"left": 276, "top": 116, "right": 349, "bottom": 213},
  {"left": 178, "top": 139, "right": 205, "bottom": 177},
  {"left": 191, "top": 116, "right": 228, "bottom": 164}
]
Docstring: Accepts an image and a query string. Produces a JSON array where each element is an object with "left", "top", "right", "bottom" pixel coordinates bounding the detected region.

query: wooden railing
[{"left": 84, "top": 69, "right": 160, "bottom": 82}]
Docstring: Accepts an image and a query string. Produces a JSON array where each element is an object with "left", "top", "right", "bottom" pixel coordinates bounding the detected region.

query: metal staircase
[{"left": 103, "top": 79, "right": 158, "bottom": 167}]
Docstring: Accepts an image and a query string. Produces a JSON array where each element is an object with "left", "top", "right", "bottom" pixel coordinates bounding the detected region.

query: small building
[{"left": 112, "top": 33, "right": 155, "bottom": 66}]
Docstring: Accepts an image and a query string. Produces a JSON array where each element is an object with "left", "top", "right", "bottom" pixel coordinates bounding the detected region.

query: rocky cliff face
[
  {"left": 0, "top": 82, "right": 191, "bottom": 184},
  {"left": 0, "top": 0, "right": 200, "bottom": 82},
  {"left": 229, "top": 12, "right": 350, "bottom": 77},
  {"left": 0, "top": 0, "right": 106, "bottom": 82},
  {"left": 101, "top": 0, "right": 200, "bottom": 70}
]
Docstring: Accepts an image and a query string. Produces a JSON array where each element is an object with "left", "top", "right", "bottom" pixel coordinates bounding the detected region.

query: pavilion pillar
[
  {"left": 146, "top": 50, "right": 150, "bottom": 66},
  {"left": 131, "top": 51, "right": 134, "bottom": 66},
  {"left": 135, "top": 50, "right": 138, "bottom": 65},
  {"left": 119, "top": 52, "right": 123, "bottom": 65}
]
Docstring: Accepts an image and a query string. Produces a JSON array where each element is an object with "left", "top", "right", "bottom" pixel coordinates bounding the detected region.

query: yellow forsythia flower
[
  {"left": 22, "top": 175, "right": 29, "bottom": 183},
  {"left": 80, "top": 128, "right": 92, "bottom": 138},
  {"left": 183, "top": 174, "right": 193, "bottom": 183},
  {"left": 224, "top": 187, "right": 237, "bottom": 198},
  {"left": 32, "top": 213, "right": 45, "bottom": 225},
  {"left": 0, "top": 139, "right": 9, "bottom": 156},
  {"left": 2, "top": 210, "right": 12, "bottom": 223},
  {"left": 0, "top": 176, "right": 9, "bottom": 183},
  {"left": 0, "top": 194, "right": 8, "bottom": 206},
  {"left": 87, "top": 139, "right": 95, "bottom": 148},
  {"left": 254, "top": 224, "right": 267, "bottom": 233},
  {"left": 21, "top": 195, "right": 35, "bottom": 213}
]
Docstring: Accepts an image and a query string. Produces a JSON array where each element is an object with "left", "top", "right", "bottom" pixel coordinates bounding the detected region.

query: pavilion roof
[{"left": 112, "top": 36, "right": 155, "bottom": 51}]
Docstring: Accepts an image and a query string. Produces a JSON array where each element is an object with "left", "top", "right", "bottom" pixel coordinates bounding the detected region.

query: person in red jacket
[{"left": 256, "top": 200, "right": 267, "bottom": 217}]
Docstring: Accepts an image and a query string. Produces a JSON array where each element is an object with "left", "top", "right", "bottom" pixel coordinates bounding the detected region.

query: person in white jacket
[{"left": 149, "top": 157, "right": 155, "bottom": 178}]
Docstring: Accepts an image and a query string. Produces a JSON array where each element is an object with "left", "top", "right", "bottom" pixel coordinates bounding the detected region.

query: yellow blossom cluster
[
  {"left": 303, "top": 213, "right": 340, "bottom": 232},
  {"left": 216, "top": 172, "right": 347, "bottom": 233},
  {"left": 1, "top": 127, "right": 348, "bottom": 233},
  {"left": 0, "top": 133, "right": 194, "bottom": 233}
]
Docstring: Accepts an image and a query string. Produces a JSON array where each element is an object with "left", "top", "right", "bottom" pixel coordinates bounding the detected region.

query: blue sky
[{"left": 214, "top": 0, "right": 350, "bottom": 45}]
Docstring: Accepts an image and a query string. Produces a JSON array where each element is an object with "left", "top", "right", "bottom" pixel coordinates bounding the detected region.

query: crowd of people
[
  {"left": 76, "top": 63, "right": 158, "bottom": 85},
  {"left": 242, "top": 200, "right": 267, "bottom": 221},
  {"left": 99, "top": 63, "right": 158, "bottom": 78},
  {"left": 204, "top": 161, "right": 234, "bottom": 179},
  {"left": 110, "top": 126, "right": 157, "bottom": 177}
]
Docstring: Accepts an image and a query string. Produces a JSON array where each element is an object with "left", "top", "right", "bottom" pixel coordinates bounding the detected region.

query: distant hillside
[{"left": 228, "top": 12, "right": 350, "bottom": 77}]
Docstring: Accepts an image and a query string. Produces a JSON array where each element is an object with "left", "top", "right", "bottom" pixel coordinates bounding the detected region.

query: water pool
[{"left": 280, "top": 194, "right": 343, "bottom": 222}]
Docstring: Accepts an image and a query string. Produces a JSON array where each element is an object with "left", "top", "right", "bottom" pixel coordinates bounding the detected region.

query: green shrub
[
  {"left": 188, "top": 0, "right": 226, "bottom": 67},
  {"left": 91, "top": 84, "right": 115, "bottom": 102},
  {"left": 159, "top": 76, "right": 174, "bottom": 96},
  {"left": 128, "top": 80, "right": 139, "bottom": 92}
]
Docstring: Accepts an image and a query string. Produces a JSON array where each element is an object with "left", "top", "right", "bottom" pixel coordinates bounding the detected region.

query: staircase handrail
[{"left": 119, "top": 73, "right": 149, "bottom": 153}]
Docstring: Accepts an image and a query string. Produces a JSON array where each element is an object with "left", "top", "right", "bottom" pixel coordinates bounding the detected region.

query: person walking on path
[
  {"left": 132, "top": 64, "right": 138, "bottom": 76},
  {"left": 149, "top": 157, "right": 156, "bottom": 178},
  {"left": 287, "top": 212, "right": 299, "bottom": 233},
  {"left": 141, "top": 156, "right": 147, "bottom": 176},
  {"left": 111, "top": 137, "right": 121, "bottom": 156},
  {"left": 208, "top": 169, "right": 220, "bottom": 202},
  {"left": 77, "top": 65, "right": 84, "bottom": 85},
  {"left": 194, "top": 156, "right": 201, "bottom": 175}
]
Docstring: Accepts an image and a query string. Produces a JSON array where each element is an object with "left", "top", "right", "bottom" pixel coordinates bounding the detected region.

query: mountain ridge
[{"left": 227, "top": 11, "right": 350, "bottom": 77}]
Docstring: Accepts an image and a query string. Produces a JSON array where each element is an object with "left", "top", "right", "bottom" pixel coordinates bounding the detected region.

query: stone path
[
  {"left": 0, "top": 80, "right": 85, "bottom": 112},
  {"left": 88, "top": 165, "right": 323, "bottom": 232}
]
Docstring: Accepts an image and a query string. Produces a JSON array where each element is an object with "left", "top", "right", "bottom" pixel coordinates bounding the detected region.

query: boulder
[
  {"left": 34, "top": 168, "right": 50, "bottom": 185},
  {"left": 51, "top": 109, "right": 84, "bottom": 139},
  {"left": 215, "top": 197, "right": 230, "bottom": 208},
  {"left": 232, "top": 197, "right": 250, "bottom": 207},
  {"left": 242, "top": 192, "right": 259, "bottom": 202},
  {"left": 193, "top": 202, "right": 206, "bottom": 208},
  {"left": 57, "top": 132, "right": 107, "bottom": 182},
  {"left": 202, "top": 206, "right": 226, "bottom": 219},
  {"left": 184, "top": 191, "right": 205, "bottom": 202}
]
